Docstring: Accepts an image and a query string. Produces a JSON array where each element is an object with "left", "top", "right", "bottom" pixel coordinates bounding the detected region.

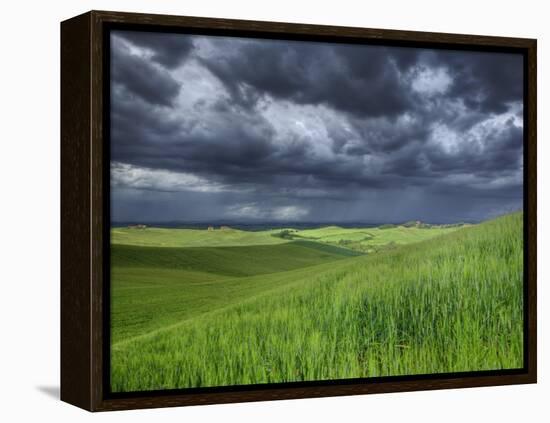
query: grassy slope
[
  {"left": 294, "top": 225, "right": 463, "bottom": 252},
  {"left": 111, "top": 241, "right": 358, "bottom": 343},
  {"left": 112, "top": 241, "right": 359, "bottom": 277},
  {"left": 111, "top": 212, "right": 523, "bottom": 391},
  {"left": 112, "top": 227, "right": 288, "bottom": 247}
]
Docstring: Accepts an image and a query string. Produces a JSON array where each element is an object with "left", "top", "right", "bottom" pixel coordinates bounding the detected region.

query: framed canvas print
[{"left": 60, "top": 10, "right": 537, "bottom": 411}]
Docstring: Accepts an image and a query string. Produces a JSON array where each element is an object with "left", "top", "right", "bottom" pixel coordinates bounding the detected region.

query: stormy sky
[{"left": 110, "top": 30, "right": 524, "bottom": 224}]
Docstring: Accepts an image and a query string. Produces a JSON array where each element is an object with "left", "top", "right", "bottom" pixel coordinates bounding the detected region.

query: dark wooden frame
[{"left": 61, "top": 10, "right": 537, "bottom": 412}]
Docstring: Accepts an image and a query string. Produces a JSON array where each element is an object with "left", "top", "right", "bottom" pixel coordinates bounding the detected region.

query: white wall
[{"left": 0, "top": 0, "right": 546, "bottom": 421}]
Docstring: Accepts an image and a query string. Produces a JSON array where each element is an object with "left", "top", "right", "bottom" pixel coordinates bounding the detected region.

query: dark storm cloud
[
  {"left": 199, "top": 41, "right": 414, "bottom": 117},
  {"left": 435, "top": 50, "right": 524, "bottom": 115},
  {"left": 110, "top": 84, "right": 278, "bottom": 182},
  {"left": 425, "top": 123, "right": 523, "bottom": 175},
  {"left": 111, "top": 36, "right": 181, "bottom": 106},
  {"left": 109, "top": 31, "right": 524, "bottom": 223},
  {"left": 115, "top": 30, "right": 194, "bottom": 69}
]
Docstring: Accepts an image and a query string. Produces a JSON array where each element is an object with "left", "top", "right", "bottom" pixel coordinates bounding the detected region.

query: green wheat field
[{"left": 110, "top": 212, "right": 523, "bottom": 392}]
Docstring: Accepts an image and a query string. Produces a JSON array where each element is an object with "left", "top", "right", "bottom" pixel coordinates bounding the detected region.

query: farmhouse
[
  {"left": 128, "top": 224, "right": 147, "bottom": 229},
  {"left": 207, "top": 226, "right": 214, "bottom": 231}
]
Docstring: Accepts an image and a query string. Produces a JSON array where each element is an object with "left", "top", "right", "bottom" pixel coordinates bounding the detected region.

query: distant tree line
[{"left": 273, "top": 229, "right": 297, "bottom": 240}]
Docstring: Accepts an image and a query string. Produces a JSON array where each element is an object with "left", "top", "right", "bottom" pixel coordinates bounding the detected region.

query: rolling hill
[{"left": 110, "top": 212, "right": 523, "bottom": 391}]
